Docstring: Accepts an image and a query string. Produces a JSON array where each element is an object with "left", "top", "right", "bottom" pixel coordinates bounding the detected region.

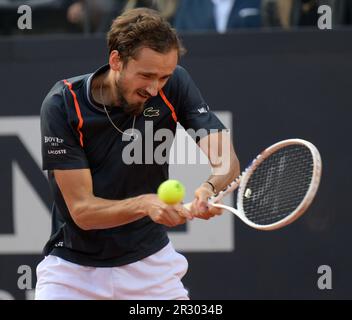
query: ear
[{"left": 109, "top": 50, "right": 123, "bottom": 71}]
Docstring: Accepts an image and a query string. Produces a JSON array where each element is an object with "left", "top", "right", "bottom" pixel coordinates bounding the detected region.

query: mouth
[{"left": 137, "top": 91, "right": 151, "bottom": 99}]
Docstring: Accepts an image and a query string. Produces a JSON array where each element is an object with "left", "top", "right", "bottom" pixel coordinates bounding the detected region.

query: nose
[{"left": 145, "top": 81, "right": 159, "bottom": 97}]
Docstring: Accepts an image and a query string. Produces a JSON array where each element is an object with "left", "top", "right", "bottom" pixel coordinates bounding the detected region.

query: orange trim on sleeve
[
  {"left": 159, "top": 89, "right": 177, "bottom": 123},
  {"left": 63, "top": 79, "right": 84, "bottom": 147}
]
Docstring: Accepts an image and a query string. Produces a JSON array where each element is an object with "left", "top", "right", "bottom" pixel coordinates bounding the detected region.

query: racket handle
[
  {"left": 209, "top": 178, "right": 240, "bottom": 204},
  {"left": 184, "top": 202, "right": 192, "bottom": 210},
  {"left": 183, "top": 178, "right": 240, "bottom": 210},
  {"left": 183, "top": 201, "right": 215, "bottom": 211}
]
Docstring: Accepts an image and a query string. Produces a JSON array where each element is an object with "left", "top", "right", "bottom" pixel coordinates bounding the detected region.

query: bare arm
[
  {"left": 191, "top": 130, "right": 240, "bottom": 218},
  {"left": 198, "top": 130, "right": 240, "bottom": 192},
  {"left": 54, "top": 169, "right": 192, "bottom": 231}
]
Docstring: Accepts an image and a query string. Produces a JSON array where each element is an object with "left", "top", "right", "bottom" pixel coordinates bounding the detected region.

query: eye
[{"left": 141, "top": 74, "right": 151, "bottom": 79}]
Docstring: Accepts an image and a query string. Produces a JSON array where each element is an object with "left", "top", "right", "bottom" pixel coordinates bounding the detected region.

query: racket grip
[{"left": 183, "top": 202, "right": 192, "bottom": 210}]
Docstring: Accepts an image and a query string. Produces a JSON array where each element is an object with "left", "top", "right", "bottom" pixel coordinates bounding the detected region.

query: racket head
[{"left": 236, "top": 139, "right": 322, "bottom": 230}]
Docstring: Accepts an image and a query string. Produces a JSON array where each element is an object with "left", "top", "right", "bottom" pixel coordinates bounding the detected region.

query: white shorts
[{"left": 35, "top": 242, "right": 189, "bottom": 300}]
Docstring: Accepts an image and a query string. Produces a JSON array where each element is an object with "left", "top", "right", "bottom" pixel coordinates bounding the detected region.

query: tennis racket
[{"left": 185, "top": 139, "right": 322, "bottom": 231}]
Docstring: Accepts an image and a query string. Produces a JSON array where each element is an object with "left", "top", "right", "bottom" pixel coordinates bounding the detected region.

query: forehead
[{"left": 127, "top": 47, "right": 178, "bottom": 75}]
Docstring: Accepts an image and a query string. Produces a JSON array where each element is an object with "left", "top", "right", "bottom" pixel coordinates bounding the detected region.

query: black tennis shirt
[{"left": 40, "top": 64, "right": 226, "bottom": 267}]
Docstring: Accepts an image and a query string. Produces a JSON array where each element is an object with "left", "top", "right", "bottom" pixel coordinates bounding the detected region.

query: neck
[{"left": 92, "top": 69, "right": 120, "bottom": 107}]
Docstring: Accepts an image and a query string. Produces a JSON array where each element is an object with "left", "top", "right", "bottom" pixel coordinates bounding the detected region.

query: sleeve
[
  {"left": 40, "top": 90, "right": 89, "bottom": 171},
  {"left": 175, "top": 66, "right": 227, "bottom": 141}
]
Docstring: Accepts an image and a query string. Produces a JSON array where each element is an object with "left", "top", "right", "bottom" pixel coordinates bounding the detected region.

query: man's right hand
[{"left": 141, "top": 194, "right": 193, "bottom": 227}]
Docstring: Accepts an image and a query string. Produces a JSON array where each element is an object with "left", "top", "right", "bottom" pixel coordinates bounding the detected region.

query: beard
[{"left": 116, "top": 78, "right": 146, "bottom": 116}]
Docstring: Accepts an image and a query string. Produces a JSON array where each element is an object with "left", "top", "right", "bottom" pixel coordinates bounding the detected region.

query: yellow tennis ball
[{"left": 157, "top": 179, "right": 185, "bottom": 205}]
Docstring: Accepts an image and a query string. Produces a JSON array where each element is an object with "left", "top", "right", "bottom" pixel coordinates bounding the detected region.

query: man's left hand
[{"left": 190, "top": 184, "right": 223, "bottom": 220}]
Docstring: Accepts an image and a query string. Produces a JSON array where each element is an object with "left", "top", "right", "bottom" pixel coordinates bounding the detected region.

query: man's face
[{"left": 114, "top": 47, "right": 178, "bottom": 115}]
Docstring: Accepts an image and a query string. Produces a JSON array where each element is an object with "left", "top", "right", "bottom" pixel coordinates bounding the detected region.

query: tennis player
[{"left": 35, "top": 8, "right": 240, "bottom": 300}]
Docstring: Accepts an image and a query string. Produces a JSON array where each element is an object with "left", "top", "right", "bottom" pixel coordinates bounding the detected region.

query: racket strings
[{"left": 242, "top": 145, "right": 314, "bottom": 225}]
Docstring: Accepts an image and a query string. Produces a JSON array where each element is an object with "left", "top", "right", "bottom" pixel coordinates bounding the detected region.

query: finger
[
  {"left": 164, "top": 206, "right": 187, "bottom": 225},
  {"left": 188, "top": 199, "right": 198, "bottom": 215},
  {"left": 208, "top": 203, "right": 223, "bottom": 216},
  {"left": 177, "top": 216, "right": 187, "bottom": 225},
  {"left": 191, "top": 203, "right": 209, "bottom": 219},
  {"left": 196, "top": 197, "right": 209, "bottom": 214},
  {"left": 154, "top": 208, "right": 170, "bottom": 225},
  {"left": 174, "top": 204, "right": 193, "bottom": 220},
  {"left": 170, "top": 214, "right": 186, "bottom": 226},
  {"left": 195, "top": 189, "right": 213, "bottom": 214},
  {"left": 193, "top": 202, "right": 221, "bottom": 219}
]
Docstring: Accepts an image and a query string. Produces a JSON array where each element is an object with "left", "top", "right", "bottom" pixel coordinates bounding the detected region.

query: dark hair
[{"left": 107, "top": 8, "right": 186, "bottom": 63}]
